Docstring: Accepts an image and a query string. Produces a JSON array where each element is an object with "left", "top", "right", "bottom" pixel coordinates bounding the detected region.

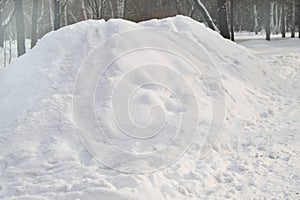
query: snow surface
[{"left": 0, "top": 16, "right": 299, "bottom": 199}]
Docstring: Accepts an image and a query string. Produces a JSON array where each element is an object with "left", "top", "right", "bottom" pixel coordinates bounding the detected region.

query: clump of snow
[{"left": 0, "top": 16, "right": 299, "bottom": 199}]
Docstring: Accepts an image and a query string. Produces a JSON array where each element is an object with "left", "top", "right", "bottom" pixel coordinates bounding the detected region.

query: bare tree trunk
[
  {"left": 109, "top": 0, "right": 114, "bottom": 18},
  {"left": 48, "top": 0, "right": 54, "bottom": 30},
  {"left": 3, "top": 37, "right": 6, "bottom": 67},
  {"left": 291, "top": 0, "right": 295, "bottom": 38},
  {"left": 265, "top": 1, "right": 271, "bottom": 41},
  {"left": 217, "top": 0, "right": 230, "bottom": 39},
  {"left": 54, "top": 0, "right": 60, "bottom": 30},
  {"left": 195, "top": 0, "right": 219, "bottom": 32},
  {"left": 281, "top": 0, "right": 286, "bottom": 38},
  {"left": 1, "top": 2, "right": 15, "bottom": 48},
  {"left": 230, "top": 0, "right": 234, "bottom": 41},
  {"left": 270, "top": 2, "right": 274, "bottom": 34},
  {"left": 14, "top": 0, "right": 26, "bottom": 56},
  {"left": 8, "top": 25, "right": 12, "bottom": 64},
  {"left": 298, "top": 0, "right": 300, "bottom": 38},
  {"left": 254, "top": 4, "right": 259, "bottom": 34},
  {"left": 116, "top": 0, "right": 125, "bottom": 18},
  {"left": 63, "top": 3, "right": 68, "bottom": 26},
  {"left": 123, "top": 0, "right": 126, "bottom": 18},
  {"left": 275, "top": 2, "right": 279, "bottom": 34},
  {"left": 0, "top": 9, "right": 3, "bottom": 48},
  {"left": 189, "top": 1, "right": 196, "bottom": 17},
  {"left": 31, "top": 0, "right": 39, "bottom": 48},
  {"left": 81, "top": 0, "right": 87, "bottom": 20}
]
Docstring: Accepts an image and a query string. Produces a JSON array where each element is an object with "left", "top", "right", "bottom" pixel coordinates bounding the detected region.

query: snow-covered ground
[
  {"left": 235, "top": 31, "right": 295, "bottom": 42},
  {"left": 0, "top": 16, "right": 299, "bottom": 199}
]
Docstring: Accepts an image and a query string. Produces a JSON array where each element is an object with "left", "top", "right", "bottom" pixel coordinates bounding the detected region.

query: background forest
[{"left": 0, "top": 0, "right": 300, "bottom": 60}]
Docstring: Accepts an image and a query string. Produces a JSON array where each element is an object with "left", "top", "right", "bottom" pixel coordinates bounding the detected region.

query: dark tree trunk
[
  {"left": 217, "top": 0, "right": 230, "bottom": 39},
  {"left": 230, "top": 0, "right": 234, "bottom": 41},
  {"left": 14, "top": 0, "right": 26, "bottom": 57},
  {"left": 0, "top": 10, "right": 3, "bottom": 48},
  {"left": 54, "top": 0, "right": 60, "bottom": 30},
  {"left": 195, "top": 0, "right": 219, "bottom": 31},
  {"left": 281, "top": 0, "right": 286, "bottom": 38},
  {"left": 291, "top": 0, "right": 295, "bottom": 38},
  {"left": 31, "top": 0, "right": 38, "bottom": 48},
  {"left": 265, "top": 1, "right": 271, "bottom": 41}
]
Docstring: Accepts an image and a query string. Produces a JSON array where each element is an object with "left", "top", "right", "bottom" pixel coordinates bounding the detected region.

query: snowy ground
[{"left": 0, "top": 16, "right": 299, "bottom": 199}]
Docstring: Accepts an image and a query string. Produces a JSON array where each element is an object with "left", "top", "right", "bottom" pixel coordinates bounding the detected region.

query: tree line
[{"left": 0, "top": 0, "right": 299, "bottom": 58}]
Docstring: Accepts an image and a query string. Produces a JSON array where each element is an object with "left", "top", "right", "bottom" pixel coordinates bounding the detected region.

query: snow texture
[{"left": 0, "top": 16, "right": 299, "bottom": 199}]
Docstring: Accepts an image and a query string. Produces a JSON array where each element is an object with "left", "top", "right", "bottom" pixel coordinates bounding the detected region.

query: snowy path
[{"left": 228, "top": 39, "right": 300, "bottom": 199}]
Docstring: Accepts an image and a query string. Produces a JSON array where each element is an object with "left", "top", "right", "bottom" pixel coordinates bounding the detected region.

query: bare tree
[
  {"left": 291, "top": 0, "right": 295, "bottom": 38},
  {"left": 265, "top": 0, "right": 271, "bottom": 41},
  {"left": 81, "top": 0, "right": 87, "bottom": 20},
  {"left": 230, "top": 0, "right": 234, "bottom": 41},
  {"left": 53, "top": 0, "right": 68, "bottom": 30},
  {"left": 217, "top": 0, "right": 230, "bottom": 39},
  {"left": 253, "top": 4, "right": 259, "bottom": 34},
  {"left": 281, "top": 0, "right": 286, "bottom": 38},
  {"left": 31, "top": 0, "right": 39, "bottom": 48},
  {"left": 270, "top": 1, "right": 274, "bottom": 34},
  {"left": 0, "top": 0, "right": 14, "bottom": 48},
  {"left": 194, "top": 0, "right": 219, "bottom": 31},
  {"left": 14, "top": 0, "right": 26, "bottom": 56},
  {"left": 86, "top": 0, "right": 104, "bottom": 19}
]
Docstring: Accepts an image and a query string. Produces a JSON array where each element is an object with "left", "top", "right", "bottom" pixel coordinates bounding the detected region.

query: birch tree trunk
[
  {"left": 270, "top": 2, "right": 274, "bottom": 34},
  {"left": 48, "top": 0, "right": 54, "bottom": 30},
  {"left": 81, "top": 0, "right": 87, "bottom": 20},
  {"left": 254, "top": 4, "right": 259, "bottom": 34},
  {"left": 195, "top": 0, "right": 219, "bottom": 32}
]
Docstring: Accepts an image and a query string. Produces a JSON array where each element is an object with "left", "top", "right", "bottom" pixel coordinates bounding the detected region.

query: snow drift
[{"left": 0, "top": 16, "right": 298, "bottom": 199}]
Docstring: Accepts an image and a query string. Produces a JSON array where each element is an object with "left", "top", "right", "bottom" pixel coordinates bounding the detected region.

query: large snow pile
[{"left": 0, "top": 16, "right": 299, "bottom": 199}]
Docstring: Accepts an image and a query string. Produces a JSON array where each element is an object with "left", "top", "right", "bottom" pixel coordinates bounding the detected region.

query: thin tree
[
  {"left": 86, "top": 0, "right": 103, "bottom": 19},
  {"left": 14, "top": 0, "right": 26, "bottom": 56},
  {"left": 230, "top": 0, "right": 234, "bottom": 41},
  {"left": 270, "top": 1, "right": 275, "bottom": 34},
  {"left": 281, "top": 0, "right": 286, "bottom": 38},
  {"left": 217, "top": 0, "right": 230, "bottom": 39},
  {"left": 0, "top": 0, "right": 14, "bottom": 48},
  {"left": 53, "top": 0, "right": 68, "bottom": 30},
  {"left": 253, "top": 4, "right": 259, "bottom": 34},
  {"left": 265, "top": 0, "right": 271, "bottom": 41},
  {"left": 291, "top": 0, "right": 295, "bottom": 38},
  {"left": 31, "top": 0, "right": 39, "bottom": 48},
  {"left": 298, "top": 0, "right": 300, "bottom": 38}
]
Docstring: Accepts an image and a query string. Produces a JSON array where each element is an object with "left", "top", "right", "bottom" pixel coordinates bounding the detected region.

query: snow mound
[{"left": 1, "top": 16, "right": 297, "bottom": 199}]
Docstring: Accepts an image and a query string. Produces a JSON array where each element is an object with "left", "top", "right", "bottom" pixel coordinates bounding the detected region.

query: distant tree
[
  {"left": 31, "top": 0, "right": 39, "bottom": 48},
  {"left": 291, "top": 0, "right": 295, "bottom": 38},
  {"left": 217, "top": 0, "right": 230, "bottom": 39},
  {"left": 253, "top": 4, "right": 259, "bottom": 34},
  {"left": 86, "top": 0, "right": 103, "bottom": 19},
  {"left": 0, "top": 0, "right": 14, "bottom": 48},
  {"left": 230, "top": 0, "right": 234, "bottom": 41},
  {"left": 281, "top": 0, "right": 286, "bottom": 38},
  {"left": 53, "top": 0, "right": 68, "bottom": 30},
  {"left": 14, "top": 0, "right": 26, "bottom": 56},
  {"left": 265, "top": 0, "right": 271, "bottom": 41}
]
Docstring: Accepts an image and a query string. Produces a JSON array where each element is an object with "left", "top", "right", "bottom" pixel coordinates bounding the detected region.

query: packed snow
[{"left": 0, "top": 16, "right": 299, "bottom": 199}]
